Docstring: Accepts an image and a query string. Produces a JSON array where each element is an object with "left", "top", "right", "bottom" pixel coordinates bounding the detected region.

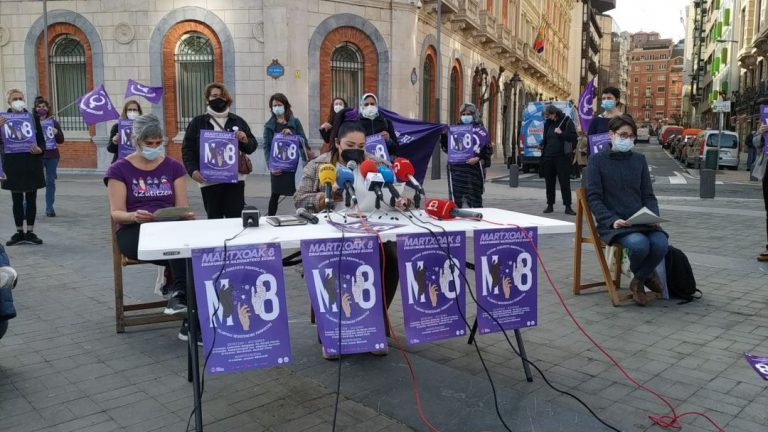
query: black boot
[
  {"left": 543, "top": 204, "right": 554, "bottom": 214},
  {"left": 564, "top": 206, "right": 576, "bottom": 215}
]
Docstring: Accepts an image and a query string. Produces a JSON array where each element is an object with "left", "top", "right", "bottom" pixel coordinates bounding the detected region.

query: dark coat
[
  {"left": 331, "top": 108, "right": 399, "bottom": 158},
  {"left": 107, "top": 123, "right": 120, "bottom": 164},
  {"left": 541, "top": 113, "right": 577, "bottom": 158},
  {"left": 181, "top": 112, "right": 258, "bottom": 177},
  {"left": 1, "top": 109, "right": 46, "bottom": 192}
]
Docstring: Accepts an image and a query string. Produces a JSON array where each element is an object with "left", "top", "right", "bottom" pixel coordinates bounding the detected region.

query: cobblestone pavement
[{"left": 0, "top": 160, "right": 766, "bottom": 431}]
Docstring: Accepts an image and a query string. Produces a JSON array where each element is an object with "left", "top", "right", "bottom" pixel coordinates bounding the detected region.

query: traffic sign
[{"left": 713, "top": 101, "right": 731, "bottom": 112}]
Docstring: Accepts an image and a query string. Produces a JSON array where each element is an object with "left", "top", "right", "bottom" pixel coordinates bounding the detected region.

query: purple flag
[
  {"left": 125, "top": 79, "right": 163, "bottom": 104},
  {"left": 378, "top": 108, "right": 446, "bottom": 184},
  {"left": 117, "top": 119, "right": 134, "bottom": 159},
  {"left": 40, "top": 119, "right": 57, "bottom": 151},
  {"left": 191, "top": 243, "right": 292, "bottom": 374},
  {"left": 77, "top": 85, "right": 119, "bottom": 125},
  {"left": 578, "top": 78, "right": 595, "bottom": 133},
  {"left": 397, "top": 232, "right": 467, "bottom": 345},
  {"left": 300, "top": 236, "right": 387, "bottom": 355},
  {"left": 473, "top": 227, "right": 538, "bottom": 335},
  {"left": 365, "top": 133, "right": 390, "bottom": 161},
  {"left": 199, "top": 130, "right": 238, "bottom": 184},
  {"left": 268, "top": 133, "right": 300, "bottom": 172},
  {"left": 761, "top": 105, "right": 768, "bottom": 155},
  {"left": 744, "top": 353, "right": 768, "bottom": 381},
  {"left": 0, "top": 112, "right": 36, "bottom": 153},
  {"left": 588, "top": 132, "right": 611, "bottom": 154}
]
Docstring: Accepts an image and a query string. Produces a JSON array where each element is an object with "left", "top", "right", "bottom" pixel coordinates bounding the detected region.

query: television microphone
[
  {"left": 377, "top": 166, "right": 401, "bottom": 200},
  {"left": 296, "top": 207, "right": 319, "bottom": 224},
  {"left": 393, "top": 157, "right": 424, "bottom": 195},
  {"left": 318, "top": 163, "right": 336, "bottom": 211},
  {"left": 424, "top": 198, "right": 483, "bottom": 220},
  {"left": 335, "top": 165, "right": 358, "bottom": 206},
  {"left": 359, "top": 160, "right": 385, "bottom": 202},
  {"left": 242, "top": 205, "right": 261, "bottom": 228}
]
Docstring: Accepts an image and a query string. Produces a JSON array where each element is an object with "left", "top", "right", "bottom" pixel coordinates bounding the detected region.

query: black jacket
[
  {"left": 1, "top": 109, "right": 46, "bottom": 192},
  {"left": 182, "top": 113, "right": 258, "bottom": 176},
  {"left": 332, "top": 108, "right": 399, "bottom": 158},
  {"left": 541, "top": 113, "right": 577, "bottom": 157},
  {"left": 107, "top": 123, "right": 120, "bottom": 164}
]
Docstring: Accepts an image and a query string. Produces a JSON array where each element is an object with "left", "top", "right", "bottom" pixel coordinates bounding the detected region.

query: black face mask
[
  {"left": 341, "top": 148, "right": 365, "bottom": 165},
  {"left": 208, "top": 98, "right": 228, "bottom": 113}
]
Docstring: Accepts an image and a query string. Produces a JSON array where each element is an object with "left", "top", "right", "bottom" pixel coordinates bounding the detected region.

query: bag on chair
[{"left": 664, "top": 245, "right": 701, "bottom": 304}]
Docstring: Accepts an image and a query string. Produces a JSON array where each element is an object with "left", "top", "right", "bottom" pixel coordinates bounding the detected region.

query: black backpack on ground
[{"left": 664, "top": 245, "right": 702, "bottom": 304}]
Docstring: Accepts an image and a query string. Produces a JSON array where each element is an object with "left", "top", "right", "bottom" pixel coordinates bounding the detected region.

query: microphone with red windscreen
[
  {"left": 425, "top": 198, "right": 483, "bottom": 220},
  {"left": 393, "top": 157, "right": 424, "bottom": 195},
  {"left": 359, "top": 160, "right": 385, "bottom": 201}
]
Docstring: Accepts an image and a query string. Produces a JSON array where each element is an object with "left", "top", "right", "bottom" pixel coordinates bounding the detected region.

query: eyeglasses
[{"left": 615, "top": 132, "right": 636, "bottom": 139}]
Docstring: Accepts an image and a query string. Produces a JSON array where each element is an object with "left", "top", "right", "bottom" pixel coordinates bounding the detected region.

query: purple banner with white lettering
[
  {"left": 268, "top": 133, "right": 300, "bottom": 172},
  {"left": 0, "top": 112, "right": 36, "bottom": 153},
  {"left": 41, "top": 119, "right": 56, "bottom": 151},
  {"left": 77, "top": 84, "right": 120, "bottom": 125},
  {"left": 125, "top": 79, "right": 164, "bottom": 104},
  {"left": 473, "top": 227, "right": 538, "bottom": 335},
  {"left": 300, "top": 236, "right": 387, "bottom": 355},
  {"left": 365, "top": 134, "right": 390, "bottom": 161},
  {"left": 191, "top": 243, "right": 292, "bottom": 374},
  {"left": 397, "top": 232, "right": 467, "bottom": 345},
  {"left": 200, "top": 130, "right": 238, "bottom": 184},
  {"left": 761, "top": 105, "right": 768, "bottom": 155},
  {"left": 578, "top": 78, "right": 595, "bottom": 133},
  {"left": 588, "top": 132, "right": 611, "bottom": 154},
  {"left": 744, "top": 353, "right": 768, "bottom": 381},
  {"left": 448, "top": 125, "right": 475, "bottom": 164},
  {"left": 117, "top": 119, "right": 134, "bottom": 159}
]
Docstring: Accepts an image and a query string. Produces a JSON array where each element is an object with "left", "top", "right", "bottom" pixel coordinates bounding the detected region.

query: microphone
[
  {"left": 318, "top": 163, "right": 336, "bottom": 211},
  {"left": 296, "top": 207, "right": 319, "bottom": 224},
  {"left": 393, "top": 157, "right": 424, "bottom": 195},
  {"left": 346, "top": 160, "right": 357, "bottom": 171},
  {"left": 335, "top": 165, "right": 358, "bottom": 206},
  {"left": 377, "top": 165, "right": 401, "bottom": 200},
  {"left": 424, "top": 198, "right": 483, "bottom": 220},
  {"left": 360, "top": 160, "right": 385, "bottom": 201}
]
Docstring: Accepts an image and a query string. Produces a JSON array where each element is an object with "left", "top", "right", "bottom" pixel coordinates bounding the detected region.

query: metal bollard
[
  {"left": 508, "top": 163, "right": 519, "bottom": 188},
  {"left": 699, "top": 169, "right": 716, "bottom": 199}
]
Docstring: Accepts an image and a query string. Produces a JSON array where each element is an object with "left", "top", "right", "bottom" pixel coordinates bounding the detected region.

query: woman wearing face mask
[
  {"left": 587, "top": 87, "right": 623, "bottom": 155},
  {"left": 439, "top": 103, "right": 491, "bottom": 208},
  {"left": 331, "top": 93, "right": 399, "bottom": 160},
  {"left": 0, "top": 89, "right": 45, "bottom": 246},
  {"left": 319, "top": 97, "right": 347, "bottom": 154},
  {"left": 540, "top": 104, "right": 577, "bottom": 215},
  {"left": 182, "top": 82, "right": 258, "bottom": 219},
  {"left": 108, "top": 101, "right": 142, "bottom": 164},
  {"left": 586, "top": 114, "right": 667, "bottom": 306},
  {"left": 263, "top": 93, "right": 311, "bottom": 216},
  {"left": 105, "top": 114, "right": 194, "bottom": 319},
  {"left": 33, "top": 97, "right": 65, "bottom": 217}
]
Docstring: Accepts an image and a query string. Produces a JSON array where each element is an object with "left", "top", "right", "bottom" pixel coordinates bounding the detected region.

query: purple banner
[
  {"left": 761, "top": 105, "right": 768, "bottom": 155},
  {"left": 578, "top": 78, "right": 595, "bottom": 133},
  {"left": 365, "top": 134, "right": 390, "bottom": 161},
  {"left": 77, "top": 84, "right": 120, "bottom": 125},
  {"left": 191, "top": 243, "right": 292, "bottom": 374},
  {"left": 397, "top": 232, "right": 467, "bottom": 345},
  {"left": 588, "top": 132, "right": 611, "bottom": 154},
  {"left": 448, "top": 125, "right": 475, "bottom": 164},
  {"left": 473, "top": 227, "right": 538, "bottom": 335},
  {"left": 300, "top": 236, "right": 387, "bottom": 355},
  {"left": 268, "top": 133, "right": 300, "bottom": 172},
  {"left": 117, "top": 119, "right": 134, "bottom": 159},
  {"left": 0, "top": 112, "right": 36, "bottom": 153},
  {"left": 744, "top": 353, "right": 768, "bottom": 381},
  {"left": 200, "top": 130, "right": 238, "bottom": 184},
  {"left": 125, "top": 79, "right": 163, "bottom": 104},
  {"left": 379, "top": 108, "right": 446, "bottom": 184},
  {"left": 40, "top": 119, "right": 57, "bottom": 151}
]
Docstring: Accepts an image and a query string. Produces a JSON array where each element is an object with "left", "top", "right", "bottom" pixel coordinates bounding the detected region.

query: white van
[
  {"left": 684, "top": 130, "right": 739, "bottom": 170},
  {"left": 637, "top": 127, "right": 650, "bottom": 143}
]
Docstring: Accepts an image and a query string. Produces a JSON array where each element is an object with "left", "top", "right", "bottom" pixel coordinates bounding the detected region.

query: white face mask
[
  {"left": 333, "top": 104, "right": 345, "bottom": 113},
  {"left": 126, "top": 111, "right": 139, "bottom": 120},
  {"left": 613, "top": 137, "right": 635, "bottom": 152},
  {"left": 362, "top": 105, "right": 378, "bottom": 119},
  {"left": 10, "top": 100, "right": 26, "bottom": 111}
]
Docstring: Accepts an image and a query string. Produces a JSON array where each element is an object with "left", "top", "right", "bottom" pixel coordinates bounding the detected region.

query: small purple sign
[
  {"left": 191, "top": 243, "right": 292, "bottom": 374},
  {"left": 744, "top": 353, "right": 768, "bottom": 381},
  {"left": 300, "top": 236, "right": 387, "bottom": 355},
  {"left": 40, "top": 119, "right": 57, "bottom": 151},
  {"left": 588, "top": 132, "right": 611, "bottom": 154},
  {"left": 0, "top": 112, "right": 36, "bottom": 153},
  {"left": 473, "top": 227, "right": 538, "bottom": 335},
  {"left": 365, "top": 134, "right": 390, "bottom": 161},
  {"left": 200, "top": 129, "right": 238, "bottom": 184},
  {"left": 761, "top": 105, "right": 768, "bottom": 155},
  {"left": 117, "top": 119, "right": 134, "bottom": 159},
  {"left": 125, "top": 79, "right": 163, "bottom": 104},
  {"left": 77, "top": 84, "right": 120, "bottom": 125},
  {"left": 448, "top": 125, "right": 475, "bottom": 164},
  {"left": 396, "top": 232, "right": 467, "bottom": 345},
  {"left": 268, "top": 133, "right": 300, "bottom": 172},
  {"left": 326, "top": 220, "right": 404, "bottom": 234}
]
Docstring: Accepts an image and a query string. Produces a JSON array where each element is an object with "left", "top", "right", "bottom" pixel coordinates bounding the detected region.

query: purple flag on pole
[
  {"left": 365, "top": 133, "right": 390, "bottom": 161},
  {"left": 199, "top": 130, "right": 239, "bottom": 184},
  {"left": 268, "top": 133, "right": 301, "bottom": 171},
  {"left": 125, "top": 79, "right": 164, "bottom": 104},
  {"left": 588, "top": 132, "right": 611, "bottom": 154},
  {"left": 77, "top": 85, "right": 120, "bottom": 125},
  {"left": 300, "top": 236, "right": 387, "bottom": 355},
  {"left": 397, "top": 232, "right": 467, "bottom": 345},
  {"left": 578, "top": 78, "right": 596, "bottom": 133},
  {"left": 473, "top": 227, "right": 538, "bottom": 335},
  {"left": 40, "top": 119, "right": 57, "bottom": 151},
  {"left": 191, "top": 243, "right": 292, "bottom": 374},
  {"left": 117, "top": 119, "right": 134, "bottom": 159},
  {"left": 0, "top": 112, "right": 36, "bottom": 153}
]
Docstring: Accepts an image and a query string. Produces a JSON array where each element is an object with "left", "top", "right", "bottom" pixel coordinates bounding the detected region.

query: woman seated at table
[
  {"left": 586, "top": 114, "right": 667, "bottom": 306},
  {"left": 105, "top": 114, "right": 194, "bottom": 316}
]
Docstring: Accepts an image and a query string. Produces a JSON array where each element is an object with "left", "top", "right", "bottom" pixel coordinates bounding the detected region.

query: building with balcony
[
  {"left": 567, "top": 0, "right": 616, "bottom": 100},
  {"left": 627, "top": 37, "right": 674, "bottom": 127}
]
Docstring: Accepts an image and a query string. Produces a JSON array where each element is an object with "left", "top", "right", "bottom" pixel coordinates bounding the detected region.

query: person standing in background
[
  {"left": 540, "top": 104, "right": 577, "bottom": 215},
  {"left": 108, "top": 101, "right": 143, "bottom": 164},
  {"left": 319, "top": 97, "right": 347, "bottom": 154},
  {"left": 34, "top": 97, "right": 64, "bottom": 217}
]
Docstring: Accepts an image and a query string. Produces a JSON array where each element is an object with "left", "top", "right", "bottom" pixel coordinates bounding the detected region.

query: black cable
[{"left": 331, "top": 214, "right": 345, "bottom": 431}]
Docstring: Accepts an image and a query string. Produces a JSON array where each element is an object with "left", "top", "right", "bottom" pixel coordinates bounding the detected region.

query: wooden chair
[
  {"left": 111, "top": 219, "right": 183, "bottom": 333},
  {"left": 572, "top": 188, "right": 657, "bottom": 306}
]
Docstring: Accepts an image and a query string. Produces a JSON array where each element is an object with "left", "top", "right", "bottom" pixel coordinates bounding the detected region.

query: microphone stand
[{"left": 413, "top": 191, "right": 421, "bottom": 209}]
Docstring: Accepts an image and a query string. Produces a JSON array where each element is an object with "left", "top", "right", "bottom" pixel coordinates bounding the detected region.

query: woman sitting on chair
[
  {"left": 586, "top": 114, "right": 668, "bottom": 306},
  {"left": 105, "top": 114, "right": 194, "bottom": 316}
]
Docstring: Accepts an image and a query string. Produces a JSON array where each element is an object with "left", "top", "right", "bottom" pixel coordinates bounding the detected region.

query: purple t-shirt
[{"left": 104, "top": 157, "right": 186, "bottom": 227}]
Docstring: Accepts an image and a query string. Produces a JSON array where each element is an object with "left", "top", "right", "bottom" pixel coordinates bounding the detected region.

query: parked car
[
  {"left": 660, "top": 126, "right": 683, "bottom": 149},
  {"left": 685, "top": 130, "right": 740, "bottom": 170},
  {"left": 676, "top": 128, "right": 702, "bottom": 161}
]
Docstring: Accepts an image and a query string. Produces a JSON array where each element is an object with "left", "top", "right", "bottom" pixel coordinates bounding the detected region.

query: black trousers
[
  {"left": 540, "top": 155, "right": 572, "bottom": 206},
  {"left": 11, "top": 191, "right": 37, "bottom": 228},
  {"left": 116, "top": 223, "right": 186, "bottom": 293},
  {"left": 200, "top": 181, "right": 245, "bottom": 219}
]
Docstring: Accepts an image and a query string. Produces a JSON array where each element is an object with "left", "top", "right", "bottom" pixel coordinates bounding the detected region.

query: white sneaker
[{"left": 0, "top": 267, "right": 17, "bottom": 289}]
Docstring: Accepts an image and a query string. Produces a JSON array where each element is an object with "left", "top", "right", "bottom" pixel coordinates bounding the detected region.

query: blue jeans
[
  {"left": 614, "top": 231, "right": 668, "bottom": 279},
  {"left": 43, "top": 158, "right": 59, "bottom": 213},
  {"left": 0, "top": 245, "right": 10, "bottom": 267}
]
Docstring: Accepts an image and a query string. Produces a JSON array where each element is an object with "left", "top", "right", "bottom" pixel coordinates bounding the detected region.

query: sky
[{"left": 609, "top": 0, "right": 689, "bottom": 42}]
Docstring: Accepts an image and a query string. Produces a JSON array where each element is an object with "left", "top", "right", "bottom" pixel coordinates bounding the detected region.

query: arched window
[
  {"left": 421, "top": 49, "right": 436, "bottom": 122},
  {"left": 331, "top": 43, "right": 364, "bottom": 108},
  {"left": 449, "top": 62, "right": 463, "bottom": 124},
  {"left": 51, "top": 36, "right": 87, "bottom": 131},
  {"left": 175, "top": 32, "right": 214, "bottom": 132}
]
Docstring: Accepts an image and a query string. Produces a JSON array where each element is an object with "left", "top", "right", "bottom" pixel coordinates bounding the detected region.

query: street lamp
[
  {"left": 508, "top": 71, "right": 522, "bottom": 188},
  {"left": 431, "top": 0, "right": 442, "bottom": 180}
]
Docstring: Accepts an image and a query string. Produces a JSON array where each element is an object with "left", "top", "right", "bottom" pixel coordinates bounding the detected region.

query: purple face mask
[{"left": 36, "top": 108, "right": 48, "bottom": 117}]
